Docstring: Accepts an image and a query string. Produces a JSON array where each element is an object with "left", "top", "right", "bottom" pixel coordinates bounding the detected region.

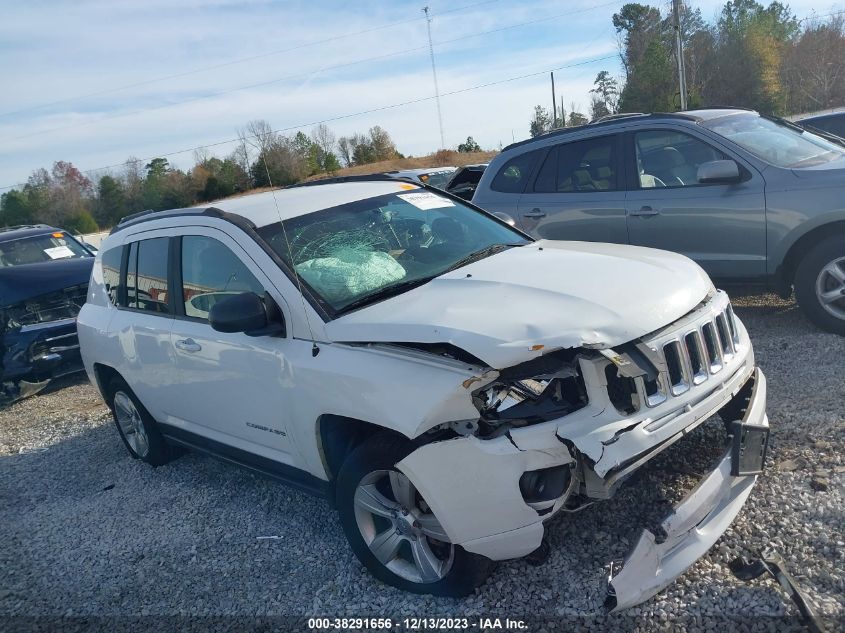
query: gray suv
[{"left": 473, "top": 108, "right": 845, "bottom": 334}]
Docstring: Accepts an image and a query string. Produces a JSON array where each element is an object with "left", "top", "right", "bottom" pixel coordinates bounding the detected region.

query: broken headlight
[{"left": 473, "top": 352, "right": 588, "bottom": 435}]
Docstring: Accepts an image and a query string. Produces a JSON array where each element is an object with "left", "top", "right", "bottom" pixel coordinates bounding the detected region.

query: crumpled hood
[
  {"left": 0, "top": 257, "right": 93, "bottom": 308},
  {"left": 325, "top": 240, "right": 713, "bottom": 368}
]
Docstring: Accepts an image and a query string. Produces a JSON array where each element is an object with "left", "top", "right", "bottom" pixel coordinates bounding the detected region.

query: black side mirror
[
  {"left": 209, "top": 292, "right": 285, "bottom": 336},
  {"left": 697, "top": 160, "right": 741, "bottom": 184}
]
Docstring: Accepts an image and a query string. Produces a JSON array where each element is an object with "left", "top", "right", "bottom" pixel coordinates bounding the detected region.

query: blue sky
[{"left": 0, "top": 0, "right": 834, "bottom": 189}]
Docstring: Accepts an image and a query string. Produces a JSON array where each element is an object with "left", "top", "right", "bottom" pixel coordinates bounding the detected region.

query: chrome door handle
[
  {"left": 175, "top": 338, "right": 202, "bottom": 353},
  {"left": 629, "top": 206, "right": 659, "bottom": 217},
  {"left": 523, "top": 208, "right": 547, "bottom": 218}
]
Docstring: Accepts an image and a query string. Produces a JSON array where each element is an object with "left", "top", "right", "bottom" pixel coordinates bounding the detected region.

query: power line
[
  {"left": 1, "top": 0, "right": 620, "bottom": 144},
  {"left": 0, "top": 52, "right": 617, "bottom": 191},
  {"left": 0, "top": 0, "right": 502, "bottom": 119}
]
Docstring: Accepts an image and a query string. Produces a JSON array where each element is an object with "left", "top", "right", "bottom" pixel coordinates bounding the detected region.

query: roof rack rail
[
  {"left": 109, "top": 207, "right": 230, "bottom": 235},
  {"left": 590, "top": 112, "right": 646, "bottom": 124},
  {"left": 285, "top": 173, "right": 421, "bottom": 188},
  {"left": 683, "top": 105, "right": 757, "bottom": 112},
  {"left": 0, "top": 223, "right": 51, "bottom": 233},
  {"left": 502, "top": 112, "right": 696, "bottom": 152}
]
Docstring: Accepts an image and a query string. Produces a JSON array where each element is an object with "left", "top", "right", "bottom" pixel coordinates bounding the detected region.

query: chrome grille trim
[{"left": 632, "top": 295, "right": 741, "bottom": 408}]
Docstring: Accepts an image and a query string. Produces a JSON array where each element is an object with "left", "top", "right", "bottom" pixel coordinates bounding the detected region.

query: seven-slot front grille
[{"left": 635, "top": 303, "right": 741, "bottom": 408}]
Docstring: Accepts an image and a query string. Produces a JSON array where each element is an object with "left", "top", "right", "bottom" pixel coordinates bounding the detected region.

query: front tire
[
  {"left": 335, "top": 434, "right": 492, "bottom": 596},
  {"left": 107, "top": 377, "right": 181, "bottom": 466},
  {"left": 794, "top": 235, "right": 845, "bottom": 335}
]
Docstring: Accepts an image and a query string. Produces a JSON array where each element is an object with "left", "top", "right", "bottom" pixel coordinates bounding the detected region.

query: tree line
[
  {"left": 0, "top": 120, "right": 402, "bottom": 232},
  {"left": 529, "top": 0, "right": 844, "bottom": 136}
]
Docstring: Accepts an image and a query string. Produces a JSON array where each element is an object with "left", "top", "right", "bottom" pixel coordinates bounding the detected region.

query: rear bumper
[{"left": 607, "top": 368, "right": 768, "bottom": 611}]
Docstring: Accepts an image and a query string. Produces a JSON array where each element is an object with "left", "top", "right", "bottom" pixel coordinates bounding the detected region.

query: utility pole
[
  {"left": 551, "top": 72, "right": 557, "bottom": 127},
  {"left": 422, "top": 6, "right": 445, "bottom": 149},
  {"left": 672, "top": 0, "right": 688, "bottom": 110}
]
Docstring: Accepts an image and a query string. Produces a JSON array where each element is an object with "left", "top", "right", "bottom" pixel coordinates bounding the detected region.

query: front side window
[
  {"left": 702, "top": 113, "right": 844, "bottom": 168},
  {"left": 100, "top": 246, "right": 122, "bottom": 306},
  {"left": 635, "top": 130, "right": 727, "bottom": 188},
  {"left": 180, "top": 236, "right": 265, "bottom": 321},
  {"left": 491, "top": 150, "right": 542, "bottom": 193},
  {"left": 0, "top": 232, "right": 91, "bottom": 267},
  {"left": 126, "top": 237, "right": 170, "bottom": 314},
  {"left": 533, "top": 136, "right": 619, "bottom": 193},
  {"left": 257, "top": 190, "right": 529, "bottom": 314}
]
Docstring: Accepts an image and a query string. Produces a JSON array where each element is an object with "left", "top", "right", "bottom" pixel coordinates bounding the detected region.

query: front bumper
[
  {"left": 607, "top": 369, "right": 768, "bottom": 610},
  {"left": 1, "top": 318, "right": 83, "bottom": 399},
  {"left": 398, "top": 362, "right": 767, "bottom": 608}
]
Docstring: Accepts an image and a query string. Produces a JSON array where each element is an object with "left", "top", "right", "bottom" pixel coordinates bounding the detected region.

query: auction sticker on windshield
[
  {"left": 44, "top": 245, "right": 75, "bottom": 259},
  {"left": 398, "top": 191, "right": 455, "bottom": 210}
]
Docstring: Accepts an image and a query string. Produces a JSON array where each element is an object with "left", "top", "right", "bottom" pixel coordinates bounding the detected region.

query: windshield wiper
[
  {"left": 335, "top": 275, "right": 440, "bottom": 314},
  {"left": 444, "top": 243, "right": 521, "bottom": 273}
]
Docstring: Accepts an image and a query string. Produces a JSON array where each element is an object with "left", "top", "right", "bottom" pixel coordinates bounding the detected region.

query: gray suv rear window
[
  {"left": 491, "top": 150, "right": 542, "bottom": 193},
  {"left": 533, "top": 136, "right": 618, "bottom": 193}
]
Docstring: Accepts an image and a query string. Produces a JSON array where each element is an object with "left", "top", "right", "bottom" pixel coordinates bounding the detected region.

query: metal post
[
  {"left": 672, "top": 0, "right": 688, "bottom": 110},
  {"left": 551, "top": 72, "right": 557, "bottom": 127},
  {"left": 423, "top": 6, "right": 445, "bottom": 149}
]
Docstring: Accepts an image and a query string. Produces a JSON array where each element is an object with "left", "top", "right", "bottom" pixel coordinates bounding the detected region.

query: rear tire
[
  {"left": 106, "top": 377, "right": 181, "bottom": 466},
  {"left": 794, "top": 235, "right": 845, "bottom": 335},
  {"left": 335, "top": 434, "right": 493, "bottom": 596}
]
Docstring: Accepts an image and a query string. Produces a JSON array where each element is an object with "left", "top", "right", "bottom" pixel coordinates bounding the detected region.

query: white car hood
[{"left": 325, "top": 240, "right": 713, "bottom": 369}]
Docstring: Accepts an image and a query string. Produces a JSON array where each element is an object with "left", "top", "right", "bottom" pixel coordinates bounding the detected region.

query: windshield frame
[
  {"left": 701, "top": 112, "right": 845, "bottom": 168},
  {"left": 254, "top": 186, "right": 532, "bottom": 320}
]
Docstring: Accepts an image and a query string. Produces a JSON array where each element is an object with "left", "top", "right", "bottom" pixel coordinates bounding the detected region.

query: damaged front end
[
  {"left": 397, "top": 290, "right": 768, "bottom": 610},
  {"left": 1, "top": 282, "right": 89, "bottom": 404}
]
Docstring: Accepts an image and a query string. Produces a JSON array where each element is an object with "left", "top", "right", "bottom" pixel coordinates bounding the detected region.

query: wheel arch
[
  {"left": 92, "top": 362, "right": 123, "bottom": 401},
  {"left": 776, "top": 220, "right": 845, "bottom": 295},
  {"left": 316, "top": 414, "right": 408, "bottom": 487}
]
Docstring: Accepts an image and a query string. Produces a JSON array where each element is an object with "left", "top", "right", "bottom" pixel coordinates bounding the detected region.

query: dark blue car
[{"left": 0, "top": 225, "right": 94, "bottom": 403}]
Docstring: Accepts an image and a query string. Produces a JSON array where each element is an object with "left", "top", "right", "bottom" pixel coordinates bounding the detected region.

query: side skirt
[{"left": 160, "top": 424, "right": 331, "bottom": 499}]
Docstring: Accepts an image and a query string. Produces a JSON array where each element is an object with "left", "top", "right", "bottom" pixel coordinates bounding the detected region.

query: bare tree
[
  {"left": 239, "top": 119, "right": 276, "bottom": 156},
  {"left": 193, "top": 147, "right": 211, "bottom": 166},
  {"left": 337, "top": 137, "right": 353, "bottom": 167},
  {"left": 311, "top": 123, "right": 336, "bottom": 159}
]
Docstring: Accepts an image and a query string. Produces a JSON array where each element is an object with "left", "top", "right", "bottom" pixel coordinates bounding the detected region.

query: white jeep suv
[{"left": 78, "top": 178, "right": 769, "bottom": 609}]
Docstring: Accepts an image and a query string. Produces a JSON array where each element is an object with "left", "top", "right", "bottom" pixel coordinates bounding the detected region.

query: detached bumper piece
[
  {"left": 606, "top": 368, "right": 768, "bottom": 611},
  {"left": 729, "top": 550, "right": 826, "bottom": 633}
]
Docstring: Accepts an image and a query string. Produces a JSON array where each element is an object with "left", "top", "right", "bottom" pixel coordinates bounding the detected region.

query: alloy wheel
[
  {"left": 113, "top": 391, "right": 150, "bottom": 457},
  {"left": 815, "top": 255, "right": 845, "bottom": 321},
  {"left": 353, "top": 469, "right": 454, "bottom": 584}
]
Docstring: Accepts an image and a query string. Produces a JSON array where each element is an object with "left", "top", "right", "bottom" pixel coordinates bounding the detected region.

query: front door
[
  {"left": 166, "top": 228, "right": 298, "bottom": 466},
  {"left": 517, "top": 134, "right": 629, "bottom": 245},
  {"left": 624, "top": 128, "right": 767, "bottom": 279}
]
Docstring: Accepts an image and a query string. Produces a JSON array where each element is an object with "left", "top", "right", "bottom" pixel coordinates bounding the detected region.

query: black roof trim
[
  {"left": 285, "top": 173, "right": 420, "bottom": 188},
  {"left": 0, "top": 224, "right": 52, "bottom": 234},
  {"left": 685, "top": 105, "right": 758, "bottom": 113},
  {"left": 109, "top": 206, "right": 255, "bottom": 236},
  {"left": 502, "top": 112, "right": 699, "bottom": 152}
]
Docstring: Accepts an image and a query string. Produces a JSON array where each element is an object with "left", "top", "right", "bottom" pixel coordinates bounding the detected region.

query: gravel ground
[{"left": 1, "top": 290, "right": 843, "bottom": 632}]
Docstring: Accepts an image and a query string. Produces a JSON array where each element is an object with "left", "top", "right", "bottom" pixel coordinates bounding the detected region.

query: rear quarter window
[
  {"left": 100, "top": 246, "right": 123, "bottom": 306},
  {"left": 490, "top": 150, "right": 542, "bottom": 193}
]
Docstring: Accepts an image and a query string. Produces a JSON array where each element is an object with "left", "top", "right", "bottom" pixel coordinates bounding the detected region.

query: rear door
[
  {"left": 107, "top": 234, "right": 175, "bottom": 422},
  {"left": 516, "top": 134, "right": 629, "bottom": 244},
  {"left": 624, "top": 127, "right": 767, "bottom": 279}
]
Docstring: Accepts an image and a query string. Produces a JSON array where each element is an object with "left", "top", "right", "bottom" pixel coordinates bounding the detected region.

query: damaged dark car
[{"left": 0, "top": 225, "right": 94, "bottom": 404}]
